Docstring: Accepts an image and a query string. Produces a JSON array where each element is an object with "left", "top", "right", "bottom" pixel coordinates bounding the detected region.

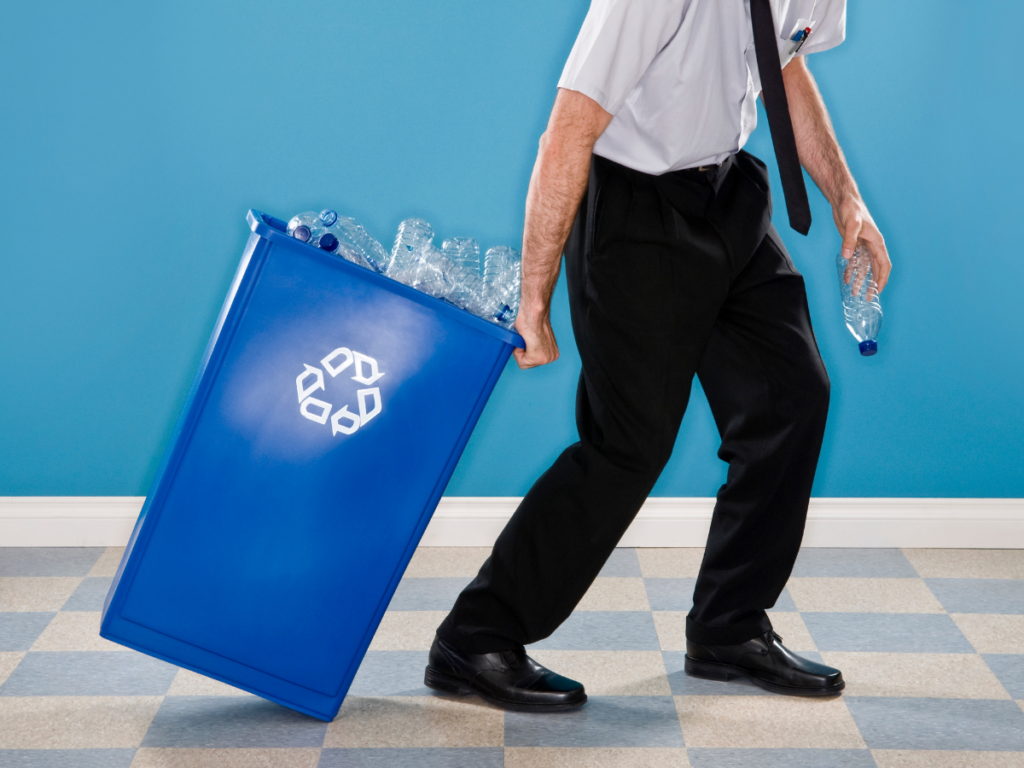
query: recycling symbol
[{"left": 296, "top": 347, "right": 385, "bottom": 437}]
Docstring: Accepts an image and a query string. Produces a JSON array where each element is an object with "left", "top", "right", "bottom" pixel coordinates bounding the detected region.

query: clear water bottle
[
  {"left": 320, "top": 209, "right": 389, "bottom": 274},
  {"left": 405, "top": 244, "right": 454, "bottom": 299},
  {"left": 443, "top": 237, "right": 481, "bottom": 273},
  {"left": 443, "top": 237, "right": 490, "bottom": 315},
  {"left": 484, "top": 246, "right": 522, "bottom": 328},
  {"left": 836, "top": 244, "right": 882, "bottom": 356},
  {"left": 388, "top": 219, "right": 453, "bottom": 299},
  {"left": 390, "top": 219, "right": 435, "bottom": 275},
  {"left": 286, "top": 211, "right": 325, "bottom": 244}
]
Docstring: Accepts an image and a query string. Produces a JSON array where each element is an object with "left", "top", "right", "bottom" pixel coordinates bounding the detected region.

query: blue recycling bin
[{"left": 100, "top": 209, "right": 523, "bottom": 721}]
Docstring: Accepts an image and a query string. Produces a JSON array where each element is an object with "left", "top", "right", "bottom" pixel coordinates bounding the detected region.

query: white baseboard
[{"left": 1, "top": 496, "right": 1022, "bottom": 548}]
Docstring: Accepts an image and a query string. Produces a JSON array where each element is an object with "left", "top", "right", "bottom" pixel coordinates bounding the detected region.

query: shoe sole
[
  {"left": 684, "top": 655, "right": 846, "bottom": 697},
  {"left": 424, "top": 666, "right": 587, "bottom": 713}
]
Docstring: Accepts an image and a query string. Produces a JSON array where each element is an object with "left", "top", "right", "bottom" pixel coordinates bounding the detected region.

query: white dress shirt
[{"left": 558, "top": 0, "right": 847, "bottom": 174}]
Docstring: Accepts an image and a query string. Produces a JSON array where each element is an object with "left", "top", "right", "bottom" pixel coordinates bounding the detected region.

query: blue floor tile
[
  {"left": 505, "top": 696, "right": 684, "bottom": 747},
  {"left": 982, "top": 654, "right": 1024, "bottom": 699},
  {"left": 348, "top": 651, "right": 430, "bottom": 696},
  {"left": 662, "top": 651, "right": 824, "bottom": 696},
  {"left": 528, "top": 612, "right": 661, "bottom": 651},
  {"left": 0, "top": 548, "right": 105, "bottom": 577},
  {"left": 141, "top": 696, "right": 328, "bottom": 747},
  {"left": 688, "top": 749, "right": 878, "bottom": 767},
  {"left": 60, "top": 577, "right": 114, "bottom": 611},
  {"left": 318, "top": 748, "right": 503, "bottom": 767},
  {"left": 644, "top": 579, "right": 697, "bottom": 611},
  {"left": 801, "top": 613, "right": 975, "bottom": 653},
  {"left": 0, "top": 613, "right": 55, "bottom": 651},
  {"left": 0, "top": 651, "right": 178, "bottom": 696},
  {"left": 598, "top": 548, "right": 642, "bottom": 577},
  {"left": 387, "top": 578, "right": 466, "bottom": 611},
  {"left": 925, "top": 579, "right": 1024, "bottom": 614},
  {"left": 645, "top": 579, "right": 795, "bottom": 613},
  {"left": 791, "top": 548, "right": 918, "bottom": 578},
  {"left": 769, "top": 588, "right": 797, "bottom": 612},
  {"left": 846, "top": 697, "right": 1024, "bottom": 750},
  {"left": 0, "top": 750, "right": 136, "bottom": 767}
]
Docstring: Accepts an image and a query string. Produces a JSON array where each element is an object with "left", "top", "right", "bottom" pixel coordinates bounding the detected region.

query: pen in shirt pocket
[{"left": 793, "top": 26, "right": 812, "bottom": 53}]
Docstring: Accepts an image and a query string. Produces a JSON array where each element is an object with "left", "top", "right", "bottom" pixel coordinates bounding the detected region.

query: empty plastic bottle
[
  {"left": 319, "top": 209, "right": 389, "bottom": 273},
  {"left": 388, "top": 219, "right": 453, "bottom": 299},
  {"left": 390, "top": 219, "right": 435, "bottom": 275},
  {"left": 443, "top": 238, "right": 490, "bottom": 315},
  {"left": 286, "top": 211, "right": 325, "bottom": 244},
  {"left": 483, "top": 246, "right": 522, "bottom": 328},
  {"left": 443, "top": 237, "right": 481, "bottom": 273},
  {"left": 836, "top": 244, "right": 882, "bottom": 356},
  {"left": 406, "top": 244, "right": 454, "bottom": 299}
]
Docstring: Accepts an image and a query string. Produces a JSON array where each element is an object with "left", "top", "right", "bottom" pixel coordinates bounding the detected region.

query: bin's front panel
[{"left": 117, "top": 241, "right": 507, "bottom": 697}]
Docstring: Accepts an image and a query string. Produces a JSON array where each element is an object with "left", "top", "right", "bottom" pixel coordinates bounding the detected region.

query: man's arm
[
  {"left": 782, "top": 56, "right": 892, "bottom": 294},
  {"left": 514, "top": 89, "right": 613, "bottom": 369}
]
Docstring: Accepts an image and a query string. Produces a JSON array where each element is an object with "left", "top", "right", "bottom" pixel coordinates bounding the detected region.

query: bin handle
[{"left": 247, "top": 209, "right": 288, "bottom": 235}]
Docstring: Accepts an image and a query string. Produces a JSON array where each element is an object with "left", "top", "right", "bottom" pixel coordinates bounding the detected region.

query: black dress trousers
[{"left": 438, "top": 151, "right": 830, "bottom": 651}]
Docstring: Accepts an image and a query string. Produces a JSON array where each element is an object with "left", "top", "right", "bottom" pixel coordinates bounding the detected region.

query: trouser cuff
[
  {"left": 436, "top": 616, "right": 523, "bottom": 655},
  {"left": 685, "top": 613, "right": 773, "bottom": 646}
]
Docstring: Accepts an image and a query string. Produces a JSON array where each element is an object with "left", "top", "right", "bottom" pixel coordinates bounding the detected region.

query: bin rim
[{"left": 247, "top": 209, "right": 525, "bottom": 350}]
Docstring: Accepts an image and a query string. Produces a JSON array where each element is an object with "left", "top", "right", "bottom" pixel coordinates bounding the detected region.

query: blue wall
[{"left": 1, "top": 1, "right": 1021, "bottom": 498}]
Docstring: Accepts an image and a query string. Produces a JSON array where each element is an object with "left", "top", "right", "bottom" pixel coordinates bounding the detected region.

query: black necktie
[{"left": 749, "top": 0, "right": 812, "bottom": 235}]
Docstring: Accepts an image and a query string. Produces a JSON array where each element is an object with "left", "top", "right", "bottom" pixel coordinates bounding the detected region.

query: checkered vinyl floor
[{"left": 1, "top": 546, "right": 1023, "bottom": 767}]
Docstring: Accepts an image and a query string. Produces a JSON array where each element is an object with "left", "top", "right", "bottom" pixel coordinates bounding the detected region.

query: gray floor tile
[
  {"left": 662, "top": 651, "right": 824, "bottom": 696},
  {"left": 348, "top": 651, "right": 430, "bottom": 697},
  {"left": 598, "top": 548, "right": 642, "bottom": 577},
  {"left": 0, "top": 651, "right": 178, "bottom": 696},
  {"left": 142, "top": 696, "right": 328, "bottom": 747},
  {"left": 644, "top": 578, "right": 697, "bottom": 611},
  {"left": 318, "top": 748, "right": 503, "bottom": 767},
  {"left": 0, "top": 613, "right": 55, "bottom": 651},
  {"left": 925, "top": 578, "right": 1024, "bottom": 614},
  {"left": 60, "top": 577, "right": 114, "bottom": 612},
  {"left": 791, "top": 548, "right": 918, "bottom": 578},
  {"left": 505, "top": 696, "right": 684, "bottom": 747},
  {"left": 645, "top": 579, "right": 795, "bottom": 612},
  {"left": 387, "top": 578, "right": 466, "bottom": 611},
  {"left": 688, "top": 749, "right": 878, "bottom": 768},
  {"left": 0, "top": 750, "right": 136, "bottom": 767},
  {"left": 982, "top": 654, "right": 1024, "bottom": 698},
  {"left": 528, "top": 612, "right": 661, "bottom": 651},
  {"left": 0, "top": 548, "right": 105, "bottom": 577},
  {"left": 801, "top": 613, "right": 975, "bottom": 652},
  {"left": 846, "top": 697, "right": 1024, "bottom": 750}
]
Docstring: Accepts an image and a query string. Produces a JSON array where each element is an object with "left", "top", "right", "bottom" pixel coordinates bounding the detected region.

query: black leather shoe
[
  {"left": 685, "top": 631, "right": 845, "bottom": 697},
  {"left": 424, "top": 635, "right": 587, "bottom": 712}
]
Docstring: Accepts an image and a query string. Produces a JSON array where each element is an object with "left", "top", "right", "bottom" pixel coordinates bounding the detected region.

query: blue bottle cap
[
  {"left": 292, "top": 225, "right": 311, "bottom": 243},
  {"left": 319, "top": 209, "right": 338, "bottom": 227},
  {"left": 319, "top": 233, "right": 339, "bottom": 253},
  {"left": 859, "top": 339, "right": 878, "bottom": 356}
]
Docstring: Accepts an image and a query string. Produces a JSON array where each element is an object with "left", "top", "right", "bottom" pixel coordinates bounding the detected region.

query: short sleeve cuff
[{"left": 556, "top": 78, "right": 620, "bottom": 115}]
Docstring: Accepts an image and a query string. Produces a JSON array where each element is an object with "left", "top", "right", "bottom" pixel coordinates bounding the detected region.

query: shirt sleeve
[
  {"left": 557, "top": 0, "right": 687, "bottom": 115},
  {"left": 799, "top": 0, "right": 846, "bottom": 56}
]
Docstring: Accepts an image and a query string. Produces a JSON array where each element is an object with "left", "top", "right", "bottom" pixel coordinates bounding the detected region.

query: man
[{"left": 425, "top": 0, "right": 891, "bottom": 711}]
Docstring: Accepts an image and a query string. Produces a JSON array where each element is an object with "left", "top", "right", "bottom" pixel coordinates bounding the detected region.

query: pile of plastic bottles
[{"left": 286, "top": 209, "right": 521, "bottom": 330}]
